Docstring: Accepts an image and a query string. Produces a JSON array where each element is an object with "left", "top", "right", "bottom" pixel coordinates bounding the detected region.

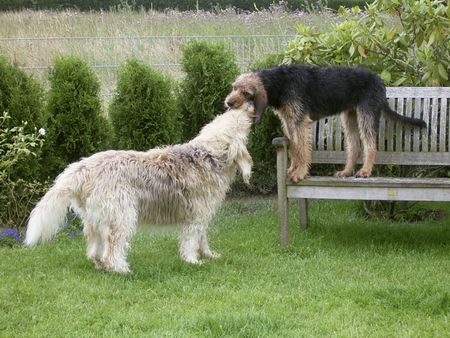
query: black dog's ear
[{"left": 254, "top": 89, "right": 267, "bottom": 123}]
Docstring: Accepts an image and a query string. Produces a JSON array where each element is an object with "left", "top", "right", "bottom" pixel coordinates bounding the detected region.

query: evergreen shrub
[
  {"left": 179, "top": 40, "right": 239, "bottom": 140},
  {"left": 42, "top": 56, "right": 110, "bottom": 178},
  {"left": 109, "top": 59, "right": 180, "bottom": 150},
  {"left": 0, "top": 56, "right": 44, "bottom": 180}
]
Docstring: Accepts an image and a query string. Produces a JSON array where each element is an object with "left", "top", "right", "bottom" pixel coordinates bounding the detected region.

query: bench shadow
[{"left": 304, "top": 219, "right": 450, "bottom": 251}]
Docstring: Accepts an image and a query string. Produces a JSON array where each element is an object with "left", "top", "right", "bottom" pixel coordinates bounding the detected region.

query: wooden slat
[
  {"left": 326, "top": 118, "right": 334, "bottom": 151},
  {"left": 379, "top": 112, "right": 386, "bottom": 152},
  {"left": 287, "top": 176, "right": 450, "bottom": 202},
  {"left": 275, "top": 141, "right": 289, "bottom": 247},
  {"left": 386, "top": 97, "right": 395, "bottom": 151},
  {"left": 404, "top": 98, "right": 413, "bottom": 152},
  {"left": 394, "top": 97, "right": 404, "bottom": 152},
  {"left": 312, "top": 151, "right": 450, "bottom": 166},
  {"left": 422, "top": 97, "right": 430, "bottom": 152},
  {"left": 311, "top": 119, "right": 318, "bottom": 151},
  {"left": 430, "top": 97, "right": 439, "bottom": 152},
  {"left": 413, "top": 98, "right": 422, "bottom": 152},
  {"left": 287, "top": 185, "right": 450, "bottom": 202},
  {"left": 335, "top": 115, "right": 343, "bottom": 151},
  {"left": 317, "top": 119, "right": 325, "bottom": 150},
  {"left": 288, "top": 176, "right": 450, "bottom": 188},
  {"left": 387, "top": 87, "right": 450, "bottom": 98},
  {"left": 441, "top": 98, "right": 448, "bottom": 152}
]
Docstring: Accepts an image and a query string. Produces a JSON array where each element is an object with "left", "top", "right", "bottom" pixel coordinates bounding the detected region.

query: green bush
[
  {"left": 42, "top": 56, "right": 111, "bottom": 178},
  {"left": 179, "top": 40, "right": 239, "bottom": 140},
  {"left": 109, "top": 59, "right": 180, "bottom": 150},
  {"left": 0, "top": 112, "right": 48, "bottom": 229},
  {"left": 0, "top": 57, "right": 44, "bottom": 130},
  {"left": 284, "top": 0, "right": 449, "bottom": 86},
  {"left": 0, "top": 56, "right": 44, "bottom": 180}
]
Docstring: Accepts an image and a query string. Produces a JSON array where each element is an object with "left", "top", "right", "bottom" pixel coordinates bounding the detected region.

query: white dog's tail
[{"left": 24, "top": 167, "right": 80, "bottom": 246}]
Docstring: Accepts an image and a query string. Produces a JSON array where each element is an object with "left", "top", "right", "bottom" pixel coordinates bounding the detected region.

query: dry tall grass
[
  {"left": 0, "top": 6, "right": 339, "bottom": 99},
  {"left": 0, "top": 5, "right": 338, "bottom": 37}
]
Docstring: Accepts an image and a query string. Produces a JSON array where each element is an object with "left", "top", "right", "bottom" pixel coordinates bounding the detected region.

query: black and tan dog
[{"left": 225, "top": 64, "right": 427, "bottom": 182}]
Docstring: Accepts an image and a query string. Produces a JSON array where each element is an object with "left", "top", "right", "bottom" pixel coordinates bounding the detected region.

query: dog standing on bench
[
  {"left": 25, "top": 102, "right": 254, "bottom": 273},
  {"left": 225, "top": 64, "right": 427, "bottom": 182}
]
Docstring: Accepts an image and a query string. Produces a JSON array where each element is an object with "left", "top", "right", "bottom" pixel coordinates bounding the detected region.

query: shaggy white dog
[{"left": 25, "top": 103, "right": 254, "bottom": 273}]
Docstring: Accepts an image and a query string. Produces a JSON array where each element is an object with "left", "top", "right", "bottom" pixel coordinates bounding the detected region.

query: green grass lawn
[{"left": 1, "top": 198, "right": 449, "bottom": 337}]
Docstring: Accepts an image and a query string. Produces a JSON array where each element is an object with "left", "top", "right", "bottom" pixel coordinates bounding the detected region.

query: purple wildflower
[
  {"left": 64, "top": 223, "right": 79, "bottom": 239},
  {"left": 0, "top": 228, "right": 21, "bottom": 247},
  {"left": 0, "top": 228, "right": 21, "bottom": 241}
]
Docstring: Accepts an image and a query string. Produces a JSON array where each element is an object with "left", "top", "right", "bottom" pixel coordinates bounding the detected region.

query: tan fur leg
[
  {"left": 355, "top": 109, "right": 377, "bottom": 178},
  {"left": 275, "top": 106, "right": 313, "bottom": 182},
  {"left": 287, "top": 119, "right": 313, "bottom": 182},
  {"left": 336, "top": 110, "right": 361, "bottom": 177}
]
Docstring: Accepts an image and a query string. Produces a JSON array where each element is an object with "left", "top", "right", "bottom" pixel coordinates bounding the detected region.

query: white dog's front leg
[
  {"left": 200, "top": 231, "right": 221, "bottom": 259},
  {"left": 237, "top": 148, "right": 253, "bottom": 185},
  {"left": 180, "top": 224, "right": 202, "bottom": 264}
]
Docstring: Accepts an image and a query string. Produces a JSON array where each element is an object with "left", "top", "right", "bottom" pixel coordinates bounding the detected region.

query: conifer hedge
[
  {"left": 42, "top": 56, "right": 110, "bottom": 178},
  {"left": 0, "top": 56, "right": 44, "bottom": 180},
  {"left": 179, "top": 40, "right": 239, "bottom": 140},
  {"left": 109, "top": 59, "right": 180, "bottom": 150}
]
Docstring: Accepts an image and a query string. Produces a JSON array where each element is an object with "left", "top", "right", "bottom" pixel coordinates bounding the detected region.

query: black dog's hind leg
[
  {"left": 355, "top": 102, "right": 379, "bottom": 178},
  {"left": 336, "top": 110, "right": 361, "bottom": 178}
]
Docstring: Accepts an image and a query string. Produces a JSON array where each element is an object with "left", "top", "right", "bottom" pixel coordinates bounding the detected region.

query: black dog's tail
[{"left": 383, "top": 102, "right": 427, "bottom": 128}]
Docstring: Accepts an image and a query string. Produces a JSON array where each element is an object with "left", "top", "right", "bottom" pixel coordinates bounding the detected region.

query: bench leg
[
  {"left": 276, "top": 144, "right": 289, "bottom": 247},
  {"left": 299, "top": 198, "right": 308, "bottom": 229}
]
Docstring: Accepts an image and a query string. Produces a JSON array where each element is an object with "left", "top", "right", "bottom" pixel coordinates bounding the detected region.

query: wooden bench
[{"left": 272, "top": 87, "right": 450, "bottom": 246}]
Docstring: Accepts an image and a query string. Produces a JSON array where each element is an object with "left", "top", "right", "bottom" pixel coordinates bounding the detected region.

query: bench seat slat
[
  {"left": 287, "top": 176, "right": 450, "bottom": 188},
  {"left": 312, "top": 151, "right": 450, "bottom": 166},
  {"left": 386, "top": 87, "right": 450, "bottom": 98},
  {"left": 287, "top": 184, "right": 450, "bottom": 202},
  {"left": 287, "top": 177, "right": 450, "bottom": 202}
]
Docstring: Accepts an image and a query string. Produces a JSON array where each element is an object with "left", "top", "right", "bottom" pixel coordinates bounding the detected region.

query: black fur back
[{"left": 258, "top": 65, "right": 386, "bottom": 121}]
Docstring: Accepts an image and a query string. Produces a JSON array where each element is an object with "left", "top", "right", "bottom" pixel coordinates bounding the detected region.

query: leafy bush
[
  {"left": 0, "top": 56, "right": 44, "bottom": 179},
  {"left": 179, "top": 40, "right": 239, "bottom": 140},
  {"left": 284, "top": 0, "right": 449, "bottom": 86},
  {"left": 0, "top": 112, "right": 48, "bottom": 229},
  {"left": 0, "top": 112, "right": 44, "bottom": 179},
  {"left": 42, "top": 56, "right": 111, "bottom": 178},
  {"left": 109, "top": 59, "right": 180, "bottom": 150}
]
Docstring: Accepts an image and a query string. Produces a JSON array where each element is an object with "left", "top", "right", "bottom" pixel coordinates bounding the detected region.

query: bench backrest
[{"left": 311, "top": 87, "right": 450, "bottom": 166}]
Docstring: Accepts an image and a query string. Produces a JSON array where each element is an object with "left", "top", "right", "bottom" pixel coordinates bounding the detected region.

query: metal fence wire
[{"left": 0, "top": 35, "right": 294, "bottom": 99}]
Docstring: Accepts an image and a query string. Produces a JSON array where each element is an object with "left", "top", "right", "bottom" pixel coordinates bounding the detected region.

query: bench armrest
[{"left": 272, "top": 137, "right": 289, "bottom": 146}]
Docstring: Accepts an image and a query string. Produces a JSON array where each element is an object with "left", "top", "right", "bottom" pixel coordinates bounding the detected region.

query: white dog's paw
[
  {"left": 101, "top": 259, "right": 131, "bottom": 274},
  {"left": 181, "top": 254, "right": 203, "bottom": 265},
  {"left": 107, "top": 265, "right": 131, "bottom": 274},
  {"left": 202, "top": 250, "right": 221, "bottom": 259},
  {"left": 242, "top": 171, "right": 252, "bottom": 186}
]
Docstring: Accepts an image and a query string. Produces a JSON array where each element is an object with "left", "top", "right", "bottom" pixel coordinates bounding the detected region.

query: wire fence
[{"left": 0, "top": 35, "right": 294, "bottom": 100}]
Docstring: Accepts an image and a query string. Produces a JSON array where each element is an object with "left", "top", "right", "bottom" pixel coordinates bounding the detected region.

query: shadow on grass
[{"left": 302, "top": 216, "right": 450, "bottom": 253}]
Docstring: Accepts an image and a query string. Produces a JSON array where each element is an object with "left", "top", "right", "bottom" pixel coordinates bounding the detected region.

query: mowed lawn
[{"left": 1, "top": 197, "right": 449, "bottom": 337}]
